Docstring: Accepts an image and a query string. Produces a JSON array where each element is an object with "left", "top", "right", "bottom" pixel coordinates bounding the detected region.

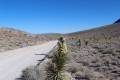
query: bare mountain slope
[
  {"left": 0, "top": 28, "right": 49, "bottom": 52},
  {"left": 66, "top": 23, "right": 120, "bottom": 42}
]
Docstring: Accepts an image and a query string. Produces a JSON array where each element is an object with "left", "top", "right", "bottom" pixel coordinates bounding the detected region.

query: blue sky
[{"left": 0, "top": 0, "right": 120, "bottom": 33}]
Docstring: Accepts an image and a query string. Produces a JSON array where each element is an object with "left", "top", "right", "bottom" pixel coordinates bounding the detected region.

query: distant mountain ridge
[{"left": 114, "top": 18, "right": 120, "bottom": 24}]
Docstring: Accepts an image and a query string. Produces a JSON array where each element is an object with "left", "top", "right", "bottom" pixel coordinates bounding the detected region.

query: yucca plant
[
  {"left": 46, "top": 37, "right": 68, "bottom": 80},
  {"left": 76, "top": 39, "right": 81, "bottom": 48}
]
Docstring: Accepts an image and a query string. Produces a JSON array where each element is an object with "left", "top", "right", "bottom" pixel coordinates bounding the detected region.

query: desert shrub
[
  {"left": 20, "top": 59, "right": 49, "bottom": 80},
  {"left": 65, "top": 62, "right": 107, "bottom": 80},
  {"left": 20, "top": 66, "right": 38, "bottom": 80},
  {"left": 84, "top": 40, "right": 88, "bottom": 46}
]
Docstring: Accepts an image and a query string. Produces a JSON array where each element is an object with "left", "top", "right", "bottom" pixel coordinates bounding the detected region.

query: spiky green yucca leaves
[
  {"left": 46, "top": 37, "right": 68, "bottom": 80},
  {"left": 77, "top": 39, "right": 81, "bottom": 48}
]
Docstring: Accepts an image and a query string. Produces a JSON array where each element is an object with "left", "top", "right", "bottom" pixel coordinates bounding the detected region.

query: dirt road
[{"left": 0, "top": 41, "right": 57, "bottom": 80}]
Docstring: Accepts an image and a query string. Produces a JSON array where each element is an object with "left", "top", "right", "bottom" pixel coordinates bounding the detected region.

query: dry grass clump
[
  {"left": 20, "top": 59, "right": 48, "bottom": 80},
  {"left": 65, "top": 62, "right": 108, "bottom": 80}
]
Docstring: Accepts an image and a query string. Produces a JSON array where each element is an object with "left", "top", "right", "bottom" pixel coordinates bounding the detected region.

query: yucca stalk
[{"left": 46, "top": 37, "right": 68, "bottom": 80}]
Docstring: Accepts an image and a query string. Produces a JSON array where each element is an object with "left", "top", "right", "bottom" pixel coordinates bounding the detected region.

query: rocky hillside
[
  {"left": 65, "top": 23, "right": 120, "bottom": 80},
  {"left": 0, "top": 28, "right": 50, "bottom": 52}
]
